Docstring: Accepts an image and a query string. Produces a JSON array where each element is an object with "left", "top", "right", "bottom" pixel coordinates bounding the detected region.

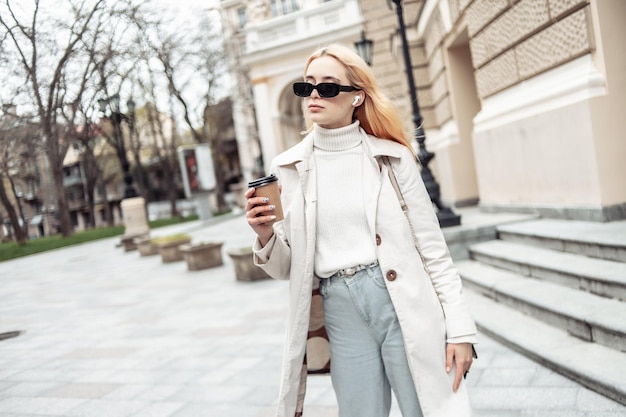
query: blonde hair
[{"left": 303, "top": 43, "right": 413, "bottom": 151}]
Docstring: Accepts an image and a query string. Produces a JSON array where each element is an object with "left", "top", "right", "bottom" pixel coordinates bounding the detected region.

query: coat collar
[{"left": 273, "top": 125, "right": 407, "bottom": 168}]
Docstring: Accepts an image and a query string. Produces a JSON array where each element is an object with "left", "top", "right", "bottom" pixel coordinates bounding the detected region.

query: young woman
[{"left": 245, "top": 43, "right": 477, "bottom": 417}]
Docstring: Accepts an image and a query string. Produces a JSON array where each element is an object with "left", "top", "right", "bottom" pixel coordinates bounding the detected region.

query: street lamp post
[
  {"left": 387, "top": 0, "right": 461, "bottom": 227},
  {"left": 354, "top": 30, "right": 373, "bottom": 66},
  {"left": 98, "top": 94, "right": 138, "bottom": 199},
  {"left": 98, "top": 93, "right": 149, "bottom": 242}
]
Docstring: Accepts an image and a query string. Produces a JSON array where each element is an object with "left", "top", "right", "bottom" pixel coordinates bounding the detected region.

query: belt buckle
[{"left": 344, "top": 267, "right": 357, "bottom": 276}]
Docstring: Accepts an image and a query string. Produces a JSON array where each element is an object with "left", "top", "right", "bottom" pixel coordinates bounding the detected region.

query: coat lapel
[{"left": 296, "top": 153, "right": 317, "bottom": 278}]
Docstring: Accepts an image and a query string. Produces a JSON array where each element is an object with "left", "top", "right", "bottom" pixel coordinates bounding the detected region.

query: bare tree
[
  {"left": 129, "top": 24, "right": 185, "bottom": 218},
  {"left": 1, "top": 0, "right": 233, "bottom": 231},
  {"left": 0, "top": 0, "right": 111, "bottom": 236},
  {"left": 0, "top": 0, "right": 155, "bottom": 236},
  {"left": 0, "top": 126, "right": 27, "bottom": 244},
  {"left": 0, "top": 179, "right": 25, "bottom": 243},
  {"left": 70, "top": 115, "right": 101, "bottom": 228},
  {"left": 142, "top": 93, "right": 182, "bottom": 218},
  {"left": 0, "top": 107, "right": 40, "bottom": 244},
  {"left": 143, "top": 13, "right": 229, "bottom": 212}
]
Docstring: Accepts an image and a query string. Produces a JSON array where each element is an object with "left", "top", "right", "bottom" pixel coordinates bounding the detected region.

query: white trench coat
[{"left": 253, "top": 128, "right": 477, "bottom": 417}]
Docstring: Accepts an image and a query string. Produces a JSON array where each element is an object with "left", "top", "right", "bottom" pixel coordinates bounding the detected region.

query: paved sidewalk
[{"left": 0, "top": 214, "right": 624, "bottom": 417}]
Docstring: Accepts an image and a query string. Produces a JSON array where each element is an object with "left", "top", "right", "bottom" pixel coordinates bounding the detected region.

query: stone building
[
  {"left": 0, "top": 108, "right": 58, "bottom": 239},
  {"left": 219, "top": 0, "right": 625, "bottom": 222}
]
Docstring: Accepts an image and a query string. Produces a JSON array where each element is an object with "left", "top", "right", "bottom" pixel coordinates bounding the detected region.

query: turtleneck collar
[{"left": 313, "top": 121, "right": 362, "bottom": 152}]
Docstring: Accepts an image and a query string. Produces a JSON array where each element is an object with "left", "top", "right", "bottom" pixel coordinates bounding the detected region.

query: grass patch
[
  {"left": 0, "top": 214, "right": 201, "bottom": 262},
  {"left": 151, "top": 233, "right": 191, "bottom": 245},
  {"left": 0, "top": 226, "right": 125, "bottom": 262},
  {"left": 149, "top": 215, "right": 199, "bottom": 229}
]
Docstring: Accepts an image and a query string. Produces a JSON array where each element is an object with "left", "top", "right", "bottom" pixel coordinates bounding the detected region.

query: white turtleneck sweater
[{"left": 313, "top": 122, "right": 377, "bottom": 278}]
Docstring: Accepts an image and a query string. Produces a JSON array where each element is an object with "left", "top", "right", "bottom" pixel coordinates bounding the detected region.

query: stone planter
[
  {"left": 227, "top": 247, "right": 271, "bottom": 281},
  {"left": 180, "top": 242, "right": 224, "bottom": 271},
  {"left": 155, "top": 236, "right": 192, "bottom": 263},
  {"left": 136, "top": 236, "right": 159, "bottom": 257},
  {"left": 120, "top": 233, "right": 148, "bottom": 252}
]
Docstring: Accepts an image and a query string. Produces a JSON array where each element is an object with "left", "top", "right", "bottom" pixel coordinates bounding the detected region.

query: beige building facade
[
  {"left": 219, "top": 0, "right": 364, "bottom": 181},
  {"left": 220, "top": 0, "right": 625, "bottom": 222}
]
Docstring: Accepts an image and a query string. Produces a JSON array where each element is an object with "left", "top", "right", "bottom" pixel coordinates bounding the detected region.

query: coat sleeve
[
  {"left": 252, "top": 220, "right": 292, "bottom": 280},
  {"left": 393, "top": 148, "right": 477, "bottom": 341}
]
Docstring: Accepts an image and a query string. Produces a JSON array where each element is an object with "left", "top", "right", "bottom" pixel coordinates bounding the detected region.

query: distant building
[
  {"left": 220, "top": 0, "right": 626, "bottom": 222},
  {"left": 62, "top": 146, "right": 123, "bottom": 231},
  {"left": 204, "top": 97, "right": 243, "bottom": 190},
  {"left": 0, "top": 108, "right": 58, "bottom": 239}
]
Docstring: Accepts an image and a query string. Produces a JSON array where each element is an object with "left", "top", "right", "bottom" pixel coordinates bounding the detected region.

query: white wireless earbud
[{"left": 352, "top": 96, "right": 361, "bottom": 105}]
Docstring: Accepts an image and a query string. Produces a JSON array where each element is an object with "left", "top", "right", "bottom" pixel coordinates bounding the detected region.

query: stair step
[
  {"left": 469, "top": 240, "right": 626, "bottom": 301},
  {"left": 457, "top": 260, "right": 626, "bottom": 352},
  {"left": 465, "top": 288, "right": 626, "bottom": 406},
  {"left": 497, "top": 219, "right": 626, "bottom": 262}
]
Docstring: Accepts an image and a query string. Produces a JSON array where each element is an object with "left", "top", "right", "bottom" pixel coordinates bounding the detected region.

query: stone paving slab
[{"left": 1, "top": 212, "right": 625, "bottom": 416}]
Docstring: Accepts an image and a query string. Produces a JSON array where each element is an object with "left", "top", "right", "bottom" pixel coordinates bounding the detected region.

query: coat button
[
  {"left": 376, "top": 234, "right": 381, "bottom": 245},
  {"left": 386, "top": 270, "right": 397, "bottom": 281}
]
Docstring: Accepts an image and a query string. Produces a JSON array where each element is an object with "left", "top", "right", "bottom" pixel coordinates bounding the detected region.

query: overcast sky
[
  {"left": 152, "top": 0, "right": 220, "bottom": 20},
  {"left": 0, "top": 0, "right": 226, "bottom": 127}
]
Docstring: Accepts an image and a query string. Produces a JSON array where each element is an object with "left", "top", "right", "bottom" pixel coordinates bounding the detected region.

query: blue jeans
[{"left": 319, "top": 264, "right": 423, "bottom": 417}]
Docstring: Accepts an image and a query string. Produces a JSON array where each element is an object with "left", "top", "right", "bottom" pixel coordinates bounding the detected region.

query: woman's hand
[
  {"left": 445, "top": 343, "right": 474, "bottom": 392},
  {"left": 245, "top": 187, "right": 277, "bottom": 247}
]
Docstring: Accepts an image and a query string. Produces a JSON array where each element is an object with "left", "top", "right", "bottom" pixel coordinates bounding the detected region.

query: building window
[
  {"left": 237, "top": 7, "right": 247, "bottom": 29},
  {"left": 270, "top": 0, "right": 300, "bottom": 16}
]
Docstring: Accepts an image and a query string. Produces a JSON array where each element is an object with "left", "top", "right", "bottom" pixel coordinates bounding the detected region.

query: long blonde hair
[{"left": 303, "top": 43, "right": 413, "bottom": 151}]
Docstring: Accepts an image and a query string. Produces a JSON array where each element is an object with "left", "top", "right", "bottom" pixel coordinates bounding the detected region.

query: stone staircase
[{"left": 456, "top": 218, "right": 626, "bottom": 406}]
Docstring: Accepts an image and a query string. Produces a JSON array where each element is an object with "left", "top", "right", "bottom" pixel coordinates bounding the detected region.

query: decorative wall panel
[
  {"left": 417, "top": 88, "right": 435, "bottom": 108},
  {"left": 414, "top": 67, "right": 431, "bottom": 89},
  {"left": 466, "top": 0, "right": 509, "bottom": 37},
  {"left": 458, "top": 0, "right": 473, "bottom": 14},
  {"left": 411, "top": 42, "right": 428, "bottom": 65},
  {"left": 471, "top": 0, "right": 550, "bottom": 68},
  {"left": 516, "top": 8, "right": 592, "bottom": 78},
  {"left": 431, "top": 71, "right": 448, "bottom": 104},
  {"left": 429, "top": 48, "right": 445, "bottom": 82},
  {"left": 548, "top": 0, "right": 587, "bottom": 18},
  {"left": 434, "top": 95, "right": 452, "bottom": 125},
  {"left": 475, "top": 50, "right": 518, "bottom": 97},
  {"left": 424, "top": 10, "right": 444, "bottom": 59},
  {"left": 449, "top": 0, "right": 461, "bottom": 24},
  {"left": 469, "top": 32, "right": 490, "bottom": 69},
  {"left": 421, "top": 108, "right": 437, "bottom": 129}
]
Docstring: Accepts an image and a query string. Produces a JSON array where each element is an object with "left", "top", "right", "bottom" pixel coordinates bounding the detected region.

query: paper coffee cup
[{"left": 248, "top": 174, "right": 284, "bottom": 221}]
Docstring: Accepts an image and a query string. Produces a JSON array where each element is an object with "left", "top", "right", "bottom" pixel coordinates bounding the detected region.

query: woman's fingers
[
  {"left": 246, "top": 199, "right": 276, "bottom": 222},
  {"left": 245, "top": 187, "right": 277, "bottom": 233},
  {"left": 244, "top": 187, "right": 256, "bottom": 198},
  {"left": 446, "top": 343, "right": 473, "bottom": 392},
  {"left": 248, "top": 212, "right": 277, "bottom": 225}
]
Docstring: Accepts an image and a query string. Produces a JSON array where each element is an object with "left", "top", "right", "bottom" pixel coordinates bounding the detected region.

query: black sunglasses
[{"left": 293, "top": 82, "right": 359, "bottom": 98}]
